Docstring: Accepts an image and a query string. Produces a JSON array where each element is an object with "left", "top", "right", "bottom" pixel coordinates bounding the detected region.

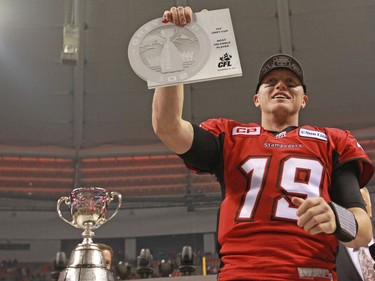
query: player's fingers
[
  {"left": 306, "top": 224, "right": 324, "bottom": 235},
  {"left": 162, "top": 10, "right": 173, "bottom": 23},
  {"left": 295, "top": 197, "right": 324, "bottom": 217},
  {"left": 164, "top": 6, "right": 193, "bottom": 26},
  {"left": 291, "top": 197, "right": 304, "bottom": 207},
  {"left": 297, "top": 204, "right": 323, "bottom": 228},
  {"left": 184, "top": 6, "right": 193, "bottom": 23},
  {"left": 176, "top": 6, "right": 188, "bottom": 26},
  {"left": 169, "top": 6, "right": 180, "bottom": 25},
  {"left": 298, "top": 212, "right": 331, "bottom": 233},
  {"left": 307, "top": 220, "right": 336, "bottom": 235}
]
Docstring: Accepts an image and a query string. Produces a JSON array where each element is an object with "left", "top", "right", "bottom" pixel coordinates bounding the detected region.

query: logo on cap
[{"left": 261, "top": 55, "right": 302, "bottom": 77}]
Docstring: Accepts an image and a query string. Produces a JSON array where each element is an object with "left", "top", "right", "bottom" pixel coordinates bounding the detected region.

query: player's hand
[
  {"left": 162, "top": 6, "right": 193, "bottom": 26},
  {"left": 292, "top": 197, "right": 337, "bottom": 235},
  {"left": 162, "top": 7, "right": 208, "bottom": 26}
]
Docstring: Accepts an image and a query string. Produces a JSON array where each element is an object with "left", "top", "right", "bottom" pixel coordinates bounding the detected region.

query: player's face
[{"left": 254, "top": 69, "right": 307, "bottom": 116}]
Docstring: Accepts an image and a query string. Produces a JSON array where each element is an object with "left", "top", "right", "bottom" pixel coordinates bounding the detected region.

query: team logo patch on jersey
[
  {"left": 299, "top": 128, "right": 327, "bottom": 141},
  {"left": 232, "top": 126, "right": 261, "bottom": 136},
  {"left": 275, "top": 131, "right": 287, "bottom": 139}
]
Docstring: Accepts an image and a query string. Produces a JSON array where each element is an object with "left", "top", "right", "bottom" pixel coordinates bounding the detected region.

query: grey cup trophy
[{"left": 57, "top": 187, "right": 122, "bottom": 281}]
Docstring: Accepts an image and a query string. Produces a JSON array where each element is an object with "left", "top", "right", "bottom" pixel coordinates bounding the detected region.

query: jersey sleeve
[
  {"left": 178, "top": 118, "right": 236, "bottom": 175},
  {"left": 178, "top": 123, "right": 222, "bottom": 174},
  {"left": 200, "top": 118, "right": 228, "bottom": 136},
  {"left": 329, "top": 128, "right": 374, "bottom": 187}
]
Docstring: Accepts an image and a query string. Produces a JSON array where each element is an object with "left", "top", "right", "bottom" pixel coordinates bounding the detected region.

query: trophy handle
[
  {"left": 105, "top": 191, "right": 122, "bottom": 223},
  {"left": 57, "top": 196, "right": 79, "bottom": 229}
]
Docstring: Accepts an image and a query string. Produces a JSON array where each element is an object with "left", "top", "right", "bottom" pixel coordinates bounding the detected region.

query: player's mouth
[{"left": 272, "top": 92, "right": 290, "bottom": 100}]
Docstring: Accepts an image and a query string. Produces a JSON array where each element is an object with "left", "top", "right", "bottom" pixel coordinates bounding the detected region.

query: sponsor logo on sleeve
[{"left": 299, "top": 128, "right": 327, "bottom": 141}]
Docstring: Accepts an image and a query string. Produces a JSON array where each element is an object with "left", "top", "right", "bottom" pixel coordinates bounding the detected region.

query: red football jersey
[{"left": 194, "top": 118, "right": 374, "bottom": 281}]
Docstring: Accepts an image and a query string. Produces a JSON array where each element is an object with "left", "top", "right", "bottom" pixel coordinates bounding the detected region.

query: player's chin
[
  {"left": 270, "top": 97, "right": 292, "bottom": 104},
  {"left": 272, "top": 98, "right": 293, "bottom": 104},
  {"left": 271, "top": 102, "right": 294, "bottom": 112}
]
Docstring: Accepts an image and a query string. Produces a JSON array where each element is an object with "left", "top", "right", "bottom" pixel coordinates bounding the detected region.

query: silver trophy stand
[{"left": 57, "top": 187, "right": 121, "bottom": 281}]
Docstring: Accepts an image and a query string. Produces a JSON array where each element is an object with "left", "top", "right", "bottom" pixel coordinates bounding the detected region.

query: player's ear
[
  {"left": 253, "top": 94, "right": 260, "bottom": 107},
  {"left": 300, "top": 94, "right": 308, "bottom": 109}
]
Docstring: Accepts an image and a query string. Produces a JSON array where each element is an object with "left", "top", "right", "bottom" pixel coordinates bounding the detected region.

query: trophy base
[
  {"left": 58, "top": 241, "right": 114, "bottom": 281},
  {"left": 58, "top": 267, "right": 114, "bottom": 281}
]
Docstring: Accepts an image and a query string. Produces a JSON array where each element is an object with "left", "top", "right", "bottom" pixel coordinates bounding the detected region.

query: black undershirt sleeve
[
  {"left": 177, "top": 124, "right": 222, "bottom": 175},
  {"left": 330, "top": 161, "right": 366, "bottom": 211}
]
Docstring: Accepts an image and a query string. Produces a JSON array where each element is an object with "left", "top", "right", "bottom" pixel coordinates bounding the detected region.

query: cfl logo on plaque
[
  {"left": 218, "top": 53, "right": 233, "bottom": 68},
  {"left": 128, "top": 17, "right": 210, "bottom": 87}
]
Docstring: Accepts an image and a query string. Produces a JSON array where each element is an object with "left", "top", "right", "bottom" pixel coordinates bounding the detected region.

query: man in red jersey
[{"left": 152, "top": 6, "right": 374, "bottom": 281}]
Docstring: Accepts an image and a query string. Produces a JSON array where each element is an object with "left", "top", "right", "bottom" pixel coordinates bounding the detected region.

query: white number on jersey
[{"left": 237, "top": 156, "right": 324, "bottom": 221}]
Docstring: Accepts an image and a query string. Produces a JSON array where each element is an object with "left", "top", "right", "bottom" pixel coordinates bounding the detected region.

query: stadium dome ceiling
[{"left": 0, "top": 0, "right": 374, "bottom": 159}]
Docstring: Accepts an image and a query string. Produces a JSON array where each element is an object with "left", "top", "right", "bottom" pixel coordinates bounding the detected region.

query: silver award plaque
[{"left": 128, "top": 8, "right": 242, "bottom": 89}]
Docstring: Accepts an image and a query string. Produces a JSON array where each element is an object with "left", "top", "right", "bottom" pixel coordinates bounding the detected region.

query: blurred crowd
[
  {"left": 0, "top": 259, "right": 50, "bottom": 281},
  {"left": 0, "top": 251, "right": 220, "bottom": 281}
]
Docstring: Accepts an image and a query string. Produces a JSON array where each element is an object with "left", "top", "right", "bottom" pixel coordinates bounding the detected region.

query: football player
[{"left": 152, "top": 6, "right": 374, "bottom": 281}]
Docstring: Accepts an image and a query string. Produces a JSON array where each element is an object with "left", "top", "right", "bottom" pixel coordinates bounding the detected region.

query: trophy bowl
[
  {"left": 57, "top": 187, "right": 122, "bottom": 232},
  {"left": 70, "top": 187, "right": 107, "bottom": 229}
]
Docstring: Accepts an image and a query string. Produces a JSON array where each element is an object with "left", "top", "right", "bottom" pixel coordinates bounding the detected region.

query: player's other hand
[{"left": 292, "top": 197, "right": 337, "bottom": 235}]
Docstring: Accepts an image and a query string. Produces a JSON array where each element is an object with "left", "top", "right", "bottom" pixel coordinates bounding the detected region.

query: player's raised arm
[
  {"left": 152, "top": 85, "right": 193, "bottom": 154},
  {"left": 152, "top": 7, "right": 195, "bottom": 154}
]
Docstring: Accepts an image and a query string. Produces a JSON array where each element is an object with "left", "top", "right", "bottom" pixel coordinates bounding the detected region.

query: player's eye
[
  {"left": 285, "top": 78, "right": 298, "bottom": 87},
  {"left": 265, "top": 78, "right": 277, "bottom": 85}
]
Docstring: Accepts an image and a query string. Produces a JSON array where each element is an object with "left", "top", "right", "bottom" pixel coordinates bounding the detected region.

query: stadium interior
[{"left": 0, "top": 0, "right": 374, "bottom": 280}]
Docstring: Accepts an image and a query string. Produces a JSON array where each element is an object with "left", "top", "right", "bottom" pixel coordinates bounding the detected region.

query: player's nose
[{"left": 275, "top": 80, "right": 287, "bottom": 90}]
